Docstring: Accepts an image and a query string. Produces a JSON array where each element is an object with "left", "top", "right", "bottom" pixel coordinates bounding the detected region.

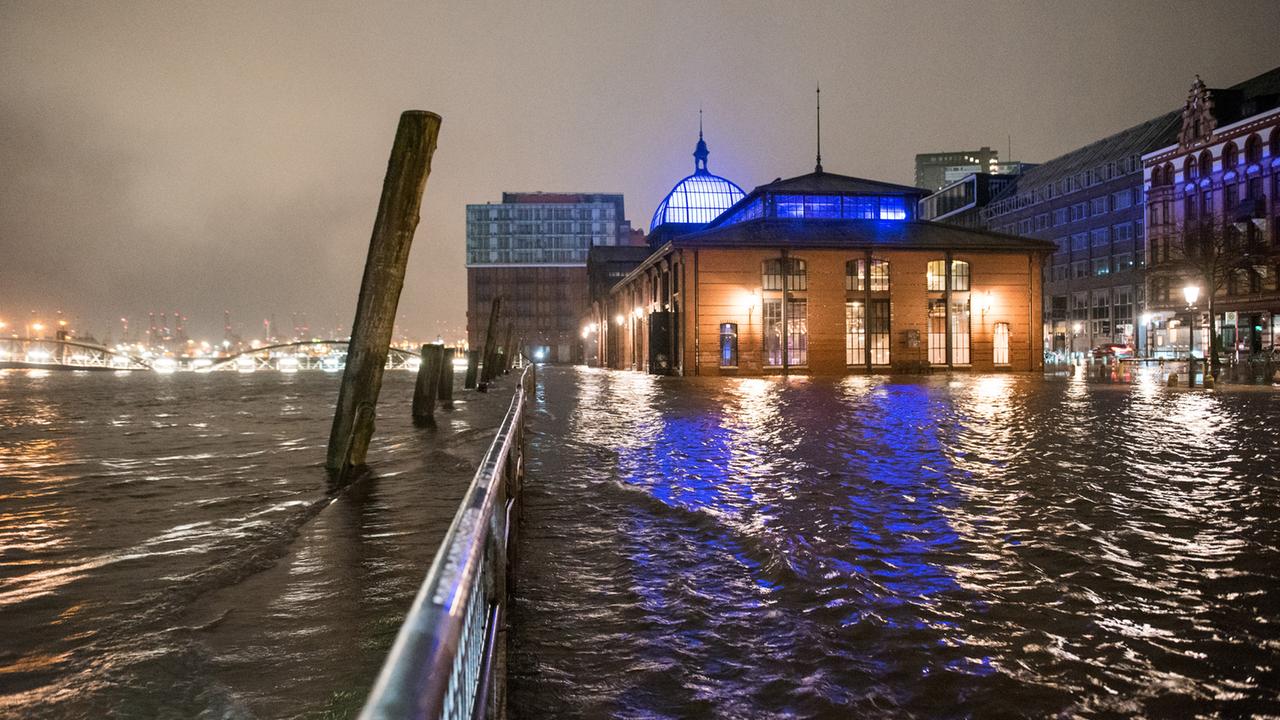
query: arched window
[
  {"left": 1222, "top": 142, "right": 1238, "bottom": 171},
  {"left": 1199, "top": 150, "right": 1213, "bottom": 178},
  {"left": 951, "top": 260, "right": 971, "bottom": 291},
  {"left": 869, "top": 258, "right": 890, "bottom": 292},
  {"left": 1184, "top": 157, "right": 1197, "bottom": 182},
  {"left": 927, "top": 260, "right": 947, "bottom": 291},
  {"left": 763, "top": 258, "right": 806, "bottom": 291},
  {"left": 1270, "top": 128, "right": 1279, "bottom": 160},
  {"left": 1245, "top": 134, "right": 1262, "bottom": 164},
  {"left": 844, "top": 259, "right": 863, "bottom": 291},
  {"left": 1163, "top": 163, "right": 1175, "bottom": 185}
]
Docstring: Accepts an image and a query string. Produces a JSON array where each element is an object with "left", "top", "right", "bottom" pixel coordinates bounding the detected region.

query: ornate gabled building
[
  {"left": 1143, "top": 67, "right": 1280, "bottom": 359},
  {"left": 594, "top": 167, "right": 1053, "bottom": 376}
]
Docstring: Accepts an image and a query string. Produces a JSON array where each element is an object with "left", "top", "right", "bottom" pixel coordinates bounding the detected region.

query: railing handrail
[{"left": 360, "top": 365, "right": 532, "bottom": 720}]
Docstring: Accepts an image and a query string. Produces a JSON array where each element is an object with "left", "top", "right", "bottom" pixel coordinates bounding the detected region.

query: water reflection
[{"left": 512, "top": 368, "right": 1280, "bottom": 718}]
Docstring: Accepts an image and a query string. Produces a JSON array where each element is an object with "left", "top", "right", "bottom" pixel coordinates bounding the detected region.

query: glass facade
[
  {"left": 721, "top": 193, "right": 914, "bottom": 226},
  {"left": 651, "top": 173, "right": 745, "bottom": 228},
  {"left": 465, "top": 200, "right": 623, "bottom": 266}
]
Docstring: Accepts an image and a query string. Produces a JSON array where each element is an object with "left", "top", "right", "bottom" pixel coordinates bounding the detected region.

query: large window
[
  {"left": 787, "top": 298, "right": 808, "bottom": 366},
  {"left": 928, "top": 299, "right": 947, "bottom": 364},
  {"left": 994, "top": 322, "right": 1010, "bottom": 366},
  {"left": 869, "top": 258, "right": 890, "bottom": 291},
  {"left": 927, "top": 260, "right": 947, "bottom": 292},
  {"left": 869, "top": 299, "right": 891, "bottom": 365},
  {"left": 845, "top": 301, "right": 865, "bottom": 365},
  {"left": 719, "top": 323, "right": 738, "bottom": 368},
  {"left": 927, "top": 259, "right": 967, "bottom": 291},
  {"left": 762, "top": 258, "right": 807, "bottom": 291},
  {"left": 846, "top": 260, "right": 864, "bottom": 291},
  {"left": 951, "top": 261, "right": 970, "bottom": 291},
  {"left": 763, "top": 299, "right": 783, "bottom": 366},
  {"left": 951, "top": 299, "right": 971, "bottom": 365}
]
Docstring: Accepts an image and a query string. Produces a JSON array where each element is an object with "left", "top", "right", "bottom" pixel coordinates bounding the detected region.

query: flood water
[
  {"left": 0, "top": 368, "right": 510, "bottom": 718},
  {"left": 511, "top": 367, "right": 1280, "bottom": 718}
]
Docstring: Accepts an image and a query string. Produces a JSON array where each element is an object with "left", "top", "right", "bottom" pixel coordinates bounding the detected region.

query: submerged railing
[{"left": 360, "top": 364, "right": 533, "bottom": 720}]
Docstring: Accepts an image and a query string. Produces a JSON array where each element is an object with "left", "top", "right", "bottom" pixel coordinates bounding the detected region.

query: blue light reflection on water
[{"left": 510, "top": 368, "right": 1280, "bottom": 719}]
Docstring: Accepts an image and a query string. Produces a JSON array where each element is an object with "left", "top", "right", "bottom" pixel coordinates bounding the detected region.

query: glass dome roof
[{"left": 651, "top": 132, "right": 745, "bottom": 230}]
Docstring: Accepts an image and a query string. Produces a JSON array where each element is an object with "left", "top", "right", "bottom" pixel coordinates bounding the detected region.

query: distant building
[
  {"left": 595, "top": 168, "right": 1053, "bottom": 376},
  {"left": 918, "top": 172, "right": 1022, "bottom": 229},
  {"left": 465, "top": 192, "right": 636, "bottom": 363},
  {"left": 981, "top": 115, "right": 1177, "bottom": 356},
  {"left": 914, "top": 147, "right": 1000, "bottom": 192},
  {"left": 1143, "top": 69, "right": 1280, "bottom": 359}
]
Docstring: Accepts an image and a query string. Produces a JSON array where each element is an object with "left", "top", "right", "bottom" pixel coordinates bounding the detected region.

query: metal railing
[{"left": 360, "top": 364, "right": 533, "bottom": 720}]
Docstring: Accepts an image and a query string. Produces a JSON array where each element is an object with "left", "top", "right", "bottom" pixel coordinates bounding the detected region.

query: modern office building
[
  {"left": 1143, "top": 69, "right": 1280, "bottom": 358},
  {"left": 914, "top": 147, "right": 1000, "bottom": 192},
  {"left": 465, "top": 192, "right": 636, "bottom": 363},
  {"left": 594, "top": 168, "right": 1053, "bottom": 376},
  {"left": 918, "top": 172, "right": 1022, "bottom": 229}
]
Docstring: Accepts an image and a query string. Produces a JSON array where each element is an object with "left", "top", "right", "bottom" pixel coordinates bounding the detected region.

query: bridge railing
[{"left": 360, "top": 363, "right": 533, "bottom": 720}]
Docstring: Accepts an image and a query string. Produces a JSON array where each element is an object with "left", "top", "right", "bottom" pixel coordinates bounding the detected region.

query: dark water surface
[
  {"left": 0, "top": 368, "right": 510, "bottom": 718},
  {"left": 511, "top": 367, "right": 1280, "bottom": 719}
]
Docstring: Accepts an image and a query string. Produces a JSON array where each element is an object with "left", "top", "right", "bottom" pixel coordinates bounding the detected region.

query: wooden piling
[
  {"left": 437, "top": 346, "right": 455, "bottom": 409},
  {"left": 478, "top": 297, "right": 502, "bottom": 390},
  {"left": 500, "top": 322, "right": 515, "bottom": 374},
  {"left": 326, "top": 110, "right": 442, "bottom": 476},
  {"left": 464, "top": 349, "right": 480, "bottom": 389},
  {"left": 413, "top": 344, "right": 445, "bottom": 425}
]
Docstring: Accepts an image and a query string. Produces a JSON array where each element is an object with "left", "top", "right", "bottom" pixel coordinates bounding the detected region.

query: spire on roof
[
  {"left": 693, "top": 108, "right": 710, "bottom": 173},
  {"left": 815, "top": 84, "right": 824, "bottom": 174}
]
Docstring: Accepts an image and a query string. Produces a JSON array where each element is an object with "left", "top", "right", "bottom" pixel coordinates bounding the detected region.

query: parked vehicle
[{"left": 1089, "top": 344, "right": 1135, "bottom": 359}]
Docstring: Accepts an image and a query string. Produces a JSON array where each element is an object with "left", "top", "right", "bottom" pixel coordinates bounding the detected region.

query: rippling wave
[{"left": 510, "top": 367, "right": 1280, "bottom": 719}]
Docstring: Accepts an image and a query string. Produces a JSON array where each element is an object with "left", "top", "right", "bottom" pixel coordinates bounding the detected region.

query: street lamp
[{"left": 1183, "top": 284, "right": 1200, "bottom": 387}]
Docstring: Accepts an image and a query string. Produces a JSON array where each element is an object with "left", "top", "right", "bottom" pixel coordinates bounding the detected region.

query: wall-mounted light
[
  {"left": 615, "top": 314, "right": 624, "bottom": 326},
  {"left": 633, "top": 307, "right": 644, "bottom": 319},
  {"left": 978, "top": 291, "right": 993, "bottom": 315},
  {"left": 741, "top": 289, "right": 759, "bottom": 313}
]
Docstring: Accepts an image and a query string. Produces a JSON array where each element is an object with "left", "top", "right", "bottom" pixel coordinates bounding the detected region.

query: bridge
[
  {"left": 0, "top": 337, "right": 151, "bottom": 371},
  {"left": 0, "top": 338, "right": 441, "bottom": 373}
]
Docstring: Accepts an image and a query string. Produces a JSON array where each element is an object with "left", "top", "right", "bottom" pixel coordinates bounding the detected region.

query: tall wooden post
[
  {"left": 413, "top": 343, "right": 444, "bottom": 425},
  {"left": 501, "top": 321, "right": 515, "bottom": 373},
  {"left": 326, "top": 110, "right": 442, "bottom": 475},
  {"left": 464, "top": 349, "right": 480, "bottom": 389},
  {"left": 437, "top": 346, "right": 455, "bottom": 410},
  {"left": 478, "top": 297, "right": 502, "bottom": 390}
]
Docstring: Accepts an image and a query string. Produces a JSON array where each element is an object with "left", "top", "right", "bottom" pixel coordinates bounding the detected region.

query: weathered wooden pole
[
  {"left": 326, "top": 110, "right": 442, "bottom": 476},
  {"left": 412, "top": 343, "right": 445, "bottom": 425},
  {"left": 478, "top": 297, "right": 502, "bottom": 390},
  {"left": 436, "top": 346, "right": 455, "bottom": 410},
  {"left": 500, "top": 321, "right": 515, "bottom": 373},
  {"left": 464, "top": 349, "right": 480, "bottom": 389}
]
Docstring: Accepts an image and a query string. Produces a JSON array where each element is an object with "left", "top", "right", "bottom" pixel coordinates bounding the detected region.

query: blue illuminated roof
[
  {"left": 708, "top": 171, "right": 929, "bottom": 228},
  {"left": 651, "top": 131, "right": 745, "bottom": 231}
]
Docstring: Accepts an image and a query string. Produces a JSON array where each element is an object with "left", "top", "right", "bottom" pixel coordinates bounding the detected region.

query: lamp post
[
  {"left": 1141, "top": 312, "right": 1153, "bottom": 359},
  {"left": 1183, "top": 284, "right": 1200, "bottom": 388}
]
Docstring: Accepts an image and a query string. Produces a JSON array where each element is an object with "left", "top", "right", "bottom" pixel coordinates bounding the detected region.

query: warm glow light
[
  {"left": 1072, "top": 322, "right": 1083, "bottom": 333},
  {"left": 32, "top": 322, "right": 44, "bottom": 332},
  {"left": 1183, "top": 284, "right": 1200, "bottom": 305},
  {"left": 740, "top": 289, "right": 759, "bottom": 312},
  {"left": 633, "top": 307, "right": 644, "bottom": 319},
  {"left": 1141, "top": 313, "right": 1154, "bottom": 325},
  {"left": 979, "top": 291, "right": 993, "bottom": 314},
  {"left": 615, "top": 314, "right": 624, "bottom": 326}
]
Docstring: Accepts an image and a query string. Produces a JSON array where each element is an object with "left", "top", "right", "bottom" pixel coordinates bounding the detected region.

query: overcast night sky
[{"left": 1, "top": 1, "right": 1277, "bottom": 341}]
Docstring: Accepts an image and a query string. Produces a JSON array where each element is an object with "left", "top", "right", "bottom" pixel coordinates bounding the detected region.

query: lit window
[
  {"left": 878, "top": 196, "right": 908, "bottom": 220},
  {"left": 870, "top": 259, "right": 890, "bottom": 292},
  {"left": 927, "top": 260, "right": 947, "bottom": 291},
  {"left": 951, "top": 261, "right": 970, "bottom": 291},
  {"left": 994, "top": 322, "right": 1010, "bottom": 366},
  {"left": 719, "top": 323, "right": 738, "bottom": 368},
  {"left": 843, "top": 196, "right": 878, "bottom": 219}
]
